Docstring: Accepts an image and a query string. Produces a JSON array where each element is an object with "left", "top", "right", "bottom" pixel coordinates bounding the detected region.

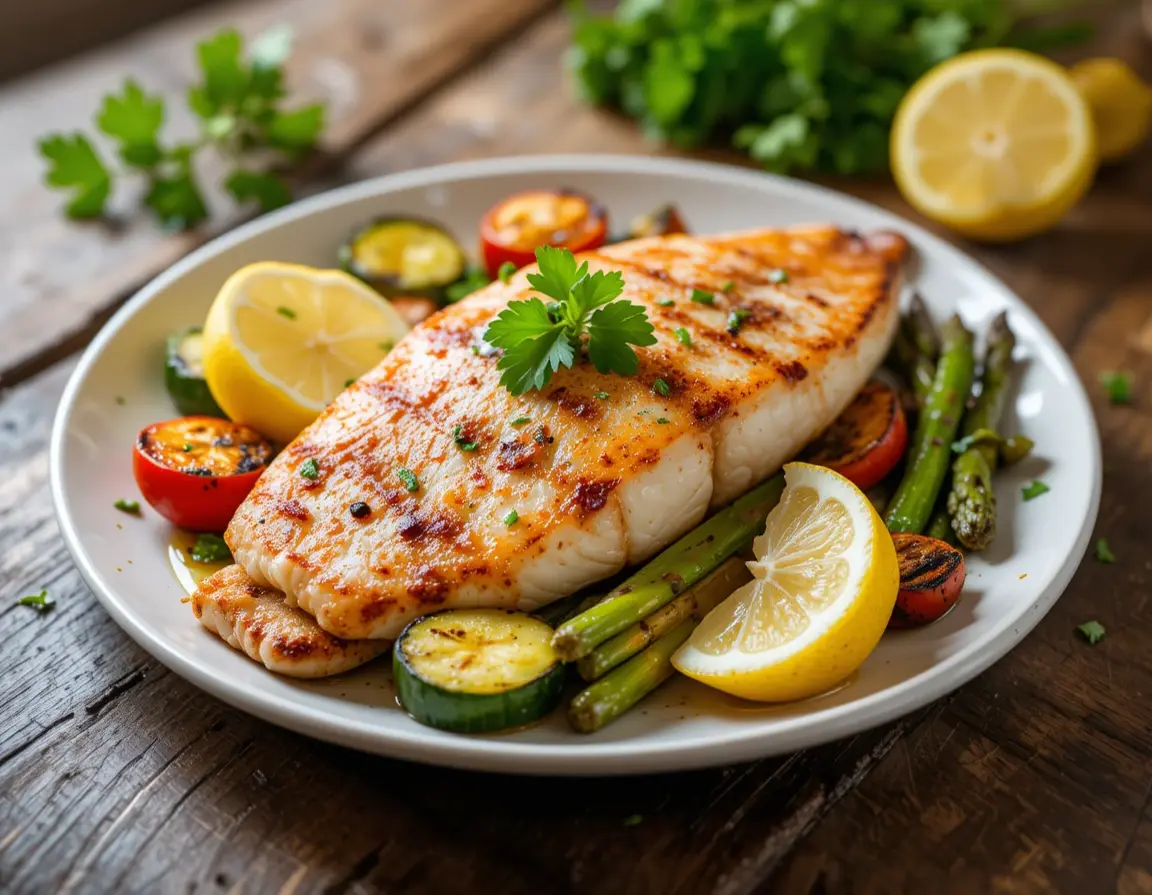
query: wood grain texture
[
  {"left": 4, "top": 2, "right": 1152, "bottom": 894},
  {"left": 0, "top": 0, "right": 557, "bottom": 387}
]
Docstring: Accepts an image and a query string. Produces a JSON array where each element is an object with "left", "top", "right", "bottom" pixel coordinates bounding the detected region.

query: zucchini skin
[
  {"left": 338, "top": 216, "right": 466, "bottom": 300},
  {"left": 393, "top": 610, "right": 565, "bottom": 734},
  {"left": 165, "top": 328, "right": 225, "bottom": 418}
]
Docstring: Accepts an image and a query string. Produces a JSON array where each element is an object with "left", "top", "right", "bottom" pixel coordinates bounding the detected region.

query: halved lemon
[
  {"left": 672, "top": 462, "right": 898, "bottom": 702},
  {"left": 891, "top": 49, "right": 1096, "bottom": 242},
  {"left": 201, "top": 262, "right": 410, "bottom": 443},
  {"left": 1070, "top": 57, "right": 1152, "bottom": 162}
]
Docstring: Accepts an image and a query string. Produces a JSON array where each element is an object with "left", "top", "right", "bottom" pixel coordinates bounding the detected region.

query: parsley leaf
[
  {"left": 299, "top": 458, "right": 319, "bottom": 479},
  {"left": 1099, "top": 370, "right": 1133, "bottom": 405},
  {"left": 398, "top": 468, "right": 420, "bottom": 492},
  {"left": 191, "top": 534, "right": 232, "bottom": 564},
  {"left": 483, "top": 247, "right": 654, "bottom": 394},
  {"left": 143, "top": 164, "right": 208, "bottom": 229},
  {"left": 504, "top": 509, "right": 519, "bottom": 526},
  {"left": 1095, "top": 538, "right": 1116, "bottom": 564},
  {"left": 266, "top": 105, "right": 326, "bottom": 154},
  {"left": 19, "top": 590, "right": 55, "bottom": 613},
  {"left": 37, "top": 134, "right": 111, "bottom": 218},
  {"left": 1076, "top": 620, "right": 1106, "bottom": 645},
  {"left": 674, "top": 327, "right": 693, "bottom": 347},
  {"left": 653, "top": 378, "right": 671, "bottom": 397},
  {"left": 1021, "top": 480, "right": 1049, "bottom": 501},
  {"left": 97, "top": 79, "right": 164, "bottom": 166},
  {"left": 114, "top": 499, "right": 141, "bottom": 515},
  {"left": 224, "top": 169, "right": 292, "bottom": 213},
  {"left": 586, "top": 301, "right": 656, "bottom": 375}
]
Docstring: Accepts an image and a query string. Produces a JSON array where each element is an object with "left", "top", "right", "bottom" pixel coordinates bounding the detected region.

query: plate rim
[{"left": 49, "top": 153, "right": 1102, "bottom": 775}]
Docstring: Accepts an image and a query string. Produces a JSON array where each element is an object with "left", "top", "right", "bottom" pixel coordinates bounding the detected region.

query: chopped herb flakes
[
  {"left": 721, "top": 281, "right": 734, "bottom": 293},
  {"left": 114, "top": 396, "right": 126, "bottom": 406},
  {"left": 182, "top": 443, "right": 194, "bottom": 452},
  {"left": 503, "top": 509, "right": 519, "bottom": 526},
  {"left": 595, "top": 391, "right": 609, "bottom": 400},
  {"left": 497, "top": 261, "right": 517, "bottom": 283},
  {"left": 674, "top": 327, "right": 692, "bottom": 347},
  {"left": 18, "top": 589, "right": 54, "bottom": 613},
  {"left": 1095, "top": 538, "right": 1116, "bottom": 564},
  {"left": 299, "top": 458, "right": 320, "bottom": 480},
  {"left": 471, "top": 344, "right": 481, "bottom": 356},
  {"left": 1099, "top": 370, "right": 1133, "bottom": 405},
  {"left": 378, "top": 341, "right": 394, "bottom": 352},
  {"left": 623, "top": 814, "right": 643, "bottom": 827},
  {"left": 452, "top": 425, "right": 479, "bottom": 451},
  {"left": 690, "top": 288, "right": 714, "bottom": 305},
  {"left": 657, "top": 298, "right": 675, "bottom": 307},
  {"left": 510, "top": 416, "right": 532, "bottom": 427},
  {"left": 276, "top": 306, "right": 297, "bottom": 320},
  {"left": 768, "top": 269, "right": 789, "bottom": 284},
  {"left": 1077, "top": 620, "right": 1106, "bottom": 644},
  {"left": 1021, "top": 480, "right": 1049, "bottom": 501},
  {"left": 114, "top": 499, "right": 141, "bottom": 515},
  {"left": 344, "top": 378, "right": 356, "bottom": 388},
  {"left": 726, "top": 308, "right": 751, "bottom": 334},
  {"left": 398, "top": 468, "right": 419, "bottom": 492},
  {"left": 653, "top": 378, "right": 671, "bottom": 397},
  {"left": 657, "top": 417, "right": 670, "bottom": 424},
  {"left": 191, "top": 534, "right": 232, "bottom": 564}
]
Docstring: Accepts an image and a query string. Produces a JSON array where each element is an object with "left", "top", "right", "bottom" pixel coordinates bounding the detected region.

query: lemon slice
[
  {"left": 1070, "top": 58, "right": 1152, "bottom": 162},
  {"left": 891, "top": 49, "right": 1096, "bottom": 242},
  {"left": 201, "top": 262, "right": 410, "bottom": 443},
  {"left": 672, "top": 462, "right": 898, "bottom": 702}
]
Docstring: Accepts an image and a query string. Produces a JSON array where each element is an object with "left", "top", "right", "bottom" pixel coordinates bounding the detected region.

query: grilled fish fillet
[
  {"left": 222, "top": 226, "right": 907, "bottom": 641},
  {"left": 192, "top": 564, "right": 388, "bottom": 676}
]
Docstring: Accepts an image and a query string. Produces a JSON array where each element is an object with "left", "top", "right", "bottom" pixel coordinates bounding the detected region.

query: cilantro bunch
[
  {"left": 483, "top": 246, "right": 656, "bottom": 395},
  {"left": 38, "top": 26, "right": 325, "bottom": 228},
  {"left": 569, "top": 0, "right": 1089, "bottom": 176}
]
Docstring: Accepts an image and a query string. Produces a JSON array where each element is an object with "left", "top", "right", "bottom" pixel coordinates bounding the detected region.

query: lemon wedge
[
  {"left": 1070, "top": 58, "right": 1152, "bottom": 162},
  {"left": 201, "top": 262, "right": 410, "bottom": 443},
  {"left": 891, "top": 49, "right": 1096, "bottom": 242},
  {"left": 672, "top": 462, "right": 898, "bottom": 702}
]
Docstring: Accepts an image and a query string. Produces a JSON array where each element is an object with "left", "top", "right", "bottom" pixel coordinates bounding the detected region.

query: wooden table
[{"left": 2, "top": 3, "right": 1151, "bottom": 892}]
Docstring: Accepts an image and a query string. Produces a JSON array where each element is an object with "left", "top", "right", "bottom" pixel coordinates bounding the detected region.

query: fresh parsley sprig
[
  {"left": 38, "top": 26, "right": 326, "bottom": 229},
  {"left": 482, "top": 246, "right": 656, "bottom": 395}
]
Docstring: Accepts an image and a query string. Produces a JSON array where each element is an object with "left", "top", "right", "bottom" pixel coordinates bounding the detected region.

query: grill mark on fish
[
  {"left": 277, "top": 499, "right": 310, "bottom": 521},
  {"left": 568, "top": 478, "right": 620, "bottom": 514},
  {"left": 548, "top": 387, "right": 602, "bottom": 420}
]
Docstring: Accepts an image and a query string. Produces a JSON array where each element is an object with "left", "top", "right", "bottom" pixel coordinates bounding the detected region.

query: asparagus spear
[
  {"left": 947, "top": 312, "right": 1015, "bottom": 550},
  {"left": 902, "top": 293, "right": 940, "bottom": 404},
  {"left": 925, "top": 505, "right": 958, "bottom": 546},
  {"left": 552, "top": 473, "right": 785, "bottom": 661},
  {"left": 568, "top": 618, "right": 696, "bottom": 733},
  {"left": 885, "top": 315, "right": 976, "bottom": 534},
  {"left": 576, "top": 558, "right": 750, "bottom": 682}
]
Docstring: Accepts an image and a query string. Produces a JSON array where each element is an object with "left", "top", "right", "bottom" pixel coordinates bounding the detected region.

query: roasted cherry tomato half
[
  {"left": 132, "top": 417, "right": 273, "bottom": 532},
  {"left": 803, "top": 382, "right": 908, "bottom": 491},
  {"left": 888, "top": 533, "right": 966, "bottom": 628},
  {"left": 479, "top": 189, "right": 608, "bottom": 278}
]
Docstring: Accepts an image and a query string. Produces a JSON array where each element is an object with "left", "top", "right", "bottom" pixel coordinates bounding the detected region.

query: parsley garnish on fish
[
  {"left": 497, "top": 261, "right": 517, "bottom": 283},
  {"left": 299, "top": 458, "right": 319, "bottom": 479},
  {"left": 674, "top": 327, "right": 692, "bottom": 347},
  {"left": 653, "top": 378, "right": 671, "bottom": 397},
  {"left": 768, "top": 269, "right": 789, "bottom": 284},
  {"left": 452, "top": 425, "right": 480, "bottom": 451},
  {"left": 690, "top": 288, "right": 714, "bottom": 305},
  {"left": 18, "top": 589, "right": 55, "bottom": 613},
  {"left": 398, "top": 468, "right": 420, "bottom": 492},
  {"left": 510, "top": 416, "right": 532, "bottom": 427},
  {"left": 483, "top": 246, "right": 656, "bottom": 395},
  {"left": 504, "top": 509, "right": 519, "bottom": 526},
  {"left": 726, "top": 308, "right": 751, "bottom": 334}
]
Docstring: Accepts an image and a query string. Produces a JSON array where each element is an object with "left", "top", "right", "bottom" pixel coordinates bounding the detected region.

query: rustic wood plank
[
  {"left": 0, "top": 360, "right": 935, "bottom": 894},
  {"left": 0, "top": 0, "right": 558, "bottom": 387}
]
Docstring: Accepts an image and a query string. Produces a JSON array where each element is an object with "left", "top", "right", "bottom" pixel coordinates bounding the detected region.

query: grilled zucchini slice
[
  {"left": 165, "top": 327, "right": 225, "bottom": 417},
  {"left": 393, "top": 609, "right": 565, "bottom": 733},
  {"left": 339, "top": 217, "right": 466, "bottom": 298}
]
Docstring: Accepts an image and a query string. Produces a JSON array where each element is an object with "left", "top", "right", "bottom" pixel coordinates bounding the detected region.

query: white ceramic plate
[{"left": 51, "top": 156, "right": 1100, "bottom": 775}]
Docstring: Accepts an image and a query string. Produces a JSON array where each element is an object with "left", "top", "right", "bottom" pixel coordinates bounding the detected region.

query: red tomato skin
[
  {"left": 831, "top": 398, "right": 908, "bottom": 491},
  {"left": 888, "top": 534, "right": 967, "bottom": 628},
  {"left": 132, "top": 443, "right": 261, "bottom": 532},
  {"left": 479, "top": 191, "right": 608, "bottom": 279}
]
